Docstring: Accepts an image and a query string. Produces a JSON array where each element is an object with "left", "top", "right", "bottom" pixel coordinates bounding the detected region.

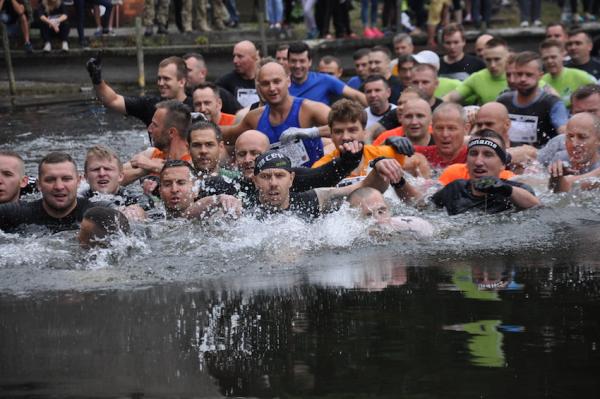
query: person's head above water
[
  {"left": 78, "top": 207, "right": 131, "bottom": 249},
  {"left": 37, "top": 152, "right": 81, "bottom": 219},
  {"left": 252, "top": 151, "right": 295, "bottom": 209},
  {"left": 235, "top": 130, "right": 271, "bottom": 179},
  {"left": 159, "top": 159, "right": 197, "bottom": 217},
  {"left": 84, "top": 145, "right": 124, "bottom": 195},
  {"left": 400, "top": 98, "right": 432, "bottom": 146},
  {"left": 256, "top": 61, "right": 291, "bottom": 107},
  {"left": 148, "top": 100, "right": 192, "bottom": 152},
  {"left": 432, "top": 102, "right": 468, "bottom": 160},
  {"left": 0, "top": 150, "right": 28, "bottom": 204},
  {"left": 474, "top": 102, "right": 512, "bottom": 145},
  {"left": 347, "top": 186, "right": 391, "bottom": 223},
  {"left": 466, "top": 129, "right": 509, "bottom": 180},
  {"left": 156, "top": 56, "right": 188, "bottom": 101},
  {"left": 188, "top": 120, "right": 224, "bottom": 175},
  {"left": 565, "top": 112, "right": 600, "bottom": 170},
  {"left": 328, "top": 99, "right": 368, "bottom": 149}
]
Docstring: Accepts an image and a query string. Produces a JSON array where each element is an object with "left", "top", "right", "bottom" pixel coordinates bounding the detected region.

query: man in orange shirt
[
  {"left": 192, "top": 82, "right": 236, "bottom": 126},
  {"left": 312, "top": 99, "right": 430, "bottom": 181}
]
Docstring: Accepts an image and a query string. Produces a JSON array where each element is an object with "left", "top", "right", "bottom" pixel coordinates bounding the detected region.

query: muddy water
[{"left": 1, "top": 103, "right": 600, "bottom": 398}]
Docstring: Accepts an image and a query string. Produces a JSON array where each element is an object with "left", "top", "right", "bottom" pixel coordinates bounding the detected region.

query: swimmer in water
[
  {"left": 431, "top": 129, "right": 541, "bottom": 215},
  {"left": 0, "top": 150, "right": 29, "bottom": 204},
  {"left": 347, "top": 186, "right": 434, "bottom": 237},
  {"left": 78, "top": 207, "right": 131, "bottom": 249}
]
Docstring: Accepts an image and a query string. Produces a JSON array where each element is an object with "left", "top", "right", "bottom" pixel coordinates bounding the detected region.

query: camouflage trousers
[
  {"left": 181, "top": 0, "right": 229, "bottom": 31},
  {"left": 143, "top": 0, "right": 171, "bottom": 27}
]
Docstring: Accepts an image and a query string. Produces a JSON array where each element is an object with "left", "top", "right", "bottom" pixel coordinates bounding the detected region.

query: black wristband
[
  {"left": 369, "top": 156, "right": 388, "bottom": 168},
  {"left": 391, "top": 177, "right": 406, "bottom": 189}
]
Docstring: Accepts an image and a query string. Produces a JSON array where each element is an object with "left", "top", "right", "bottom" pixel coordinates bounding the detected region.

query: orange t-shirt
[
  {"left": 149, "top": 149, "right": 192, "bottom": 175},
  {"left": 312, "top": 144, "right": 406, "bottom": 177},
  {"left": 373, "top": 125, "right": 433, "bottom": 146},
  {"left": 438, "top": 163, "right": 515, "bottom": 186},
  {"left": 218, "top": 112, "right": 236, "bottom": 126}
]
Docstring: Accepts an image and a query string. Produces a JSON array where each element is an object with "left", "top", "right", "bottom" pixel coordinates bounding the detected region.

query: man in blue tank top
[{"left": 221, "top": 61, "right": 332, "bottom": 167}]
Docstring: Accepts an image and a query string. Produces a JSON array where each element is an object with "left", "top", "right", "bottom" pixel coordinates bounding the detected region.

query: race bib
[
  {"left": 236, "top": 88, "right": 259, "bottom": 107},
  {"left": 270, "top": 139, "right": 310, "bottom": 167},
  {"left": 508, "top": 114, "right": 538, "bottom": 144}
]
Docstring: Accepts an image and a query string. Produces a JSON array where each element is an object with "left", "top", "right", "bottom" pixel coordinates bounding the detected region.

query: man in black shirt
[
  {"left": 0, "top": 152, "right": 111, "bottom": 232},
  {"left": 86, "top": 56, "right": 192, "bottom": 127},
  {"left": 215, "top": 40, "right": 260, "bottom": 108},
  {"left": 0, "top": 150, "right": 29, "bottom": 204},
  {"left": 439, "top": 23, "right": 486, "bottom": 81},
  {"left": 431, "top": 130, "right": 540, "bottom": 215},
  {"left": 566, "top": 29, "right": 600, "bottom": 79}
]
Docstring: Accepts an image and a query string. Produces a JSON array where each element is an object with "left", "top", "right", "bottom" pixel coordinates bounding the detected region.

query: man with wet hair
[
  {"left": 312, "top": 99, "right": 430, "bottom": 181},
  {"left": 565, "top": 28, "right": 600, "bottom": 80},
  {"left": 86, "top": 56, "right": 191, "bottom": 127},
  {"left": 539, "top": 39, "right": 596, "bottom": 107},
  {"left": 347, "top": 48, "right": 371, "bottom": 90},
  {"left": 0, "top": 150, "right": 28, "bottom": 204},
  {"left": 445, "top": 38, "right": 510, "bottom": 105},
  {"left": 182, "top": 53, "right": 241, "bottom": 115},
  {"left": 221, "top": 61, "right": 331, "bottom": 166},
  {"left": 439, "top": 23, "right": 485, "bottom": 81},
  {"left": 192, "top": 82, "right": 236, "bottom": 126},
  {"left": 159, "top": 160, "right": 240, "bottom": 219},
  {"left": 548, "top": 112, "right": 600, "bottom": 192},
  {"left": 497, "top": 51, "right": 568, "bottom": 148},
  {"left": 0, "top": 152, "right": 113, "bottom": 232},
  {"left": 123, "top": 100, "right": 192, "bottom": 185},
  {"left": 78, "top": 207, "right": 131, "bottom": 249},
  {"left": 432, "top": 130, "right": 540, "bottom": 215},
  {"left": 248, "top": 150, "right": 394, "bottom": 218},
  {"left": 288, "top": 41, "right": 367, "bottom": 106},
  {"left": 363, "top": 75, "right": 396, "bottom": 129},
  {"left": 216, "top": 40, "right": 260, "bottom": 108},
  {"left": 188, "top": 121, "right": 237, "bottom": 180}
]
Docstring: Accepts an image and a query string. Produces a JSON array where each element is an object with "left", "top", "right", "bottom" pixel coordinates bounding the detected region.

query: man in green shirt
[
  {"left": 444, "top": 38, "right": 510, "bottom": 105},
  {"left": 539, "top": 39, "right": 597, "bottom": 108}
]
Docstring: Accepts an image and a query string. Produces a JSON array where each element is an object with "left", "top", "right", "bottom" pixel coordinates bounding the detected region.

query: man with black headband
[
  {"left": 431, "top": 130, "right": 540, "bottom": 215},
  {"left": 249, "top": 150, "right": 396, "bottom": 218}
]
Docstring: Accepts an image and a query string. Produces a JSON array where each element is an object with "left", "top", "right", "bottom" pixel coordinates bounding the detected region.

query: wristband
[
  {"left": 391, "top": 177, "right": 406, "bottom": 189},
  {"left": 369, "top": 156, "right": 388, "bottom": 168}
]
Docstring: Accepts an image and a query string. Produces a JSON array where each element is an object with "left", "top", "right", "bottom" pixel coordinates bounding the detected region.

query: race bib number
[
  {"left": 508, "top": 114, "right": 538, "bottom": 144},
  {"left": 236, "top": 88, "right": 259, "bottom": 107},
  {"left": 270, "top": 139, "right": 310, "bottom": 167}
]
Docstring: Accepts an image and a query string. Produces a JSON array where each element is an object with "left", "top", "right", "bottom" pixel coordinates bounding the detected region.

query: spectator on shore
[
  {"left": 216, "top": 40, "right": 260, "bottom": 108},
  {"left": 74, "top": 0, "right": 112, "bottom": 46},
  {"left": 36, "top": 0, "right": 69, "bottom": 52},
  {"left": 0, "top": 0, "right": 32, "bottom": 53}
]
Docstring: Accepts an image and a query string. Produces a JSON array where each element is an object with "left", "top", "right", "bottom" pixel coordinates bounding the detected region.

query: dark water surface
[{"left": 1, "top": 103, "right": 600, "bottom": 398}]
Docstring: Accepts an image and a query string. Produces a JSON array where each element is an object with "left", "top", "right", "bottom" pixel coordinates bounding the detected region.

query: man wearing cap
[
  {"left": 431, "top": 129, "right": 540, "bottom": 215},
  {"left": 249, "top": 150, "right": 399, "bottom": 218}
]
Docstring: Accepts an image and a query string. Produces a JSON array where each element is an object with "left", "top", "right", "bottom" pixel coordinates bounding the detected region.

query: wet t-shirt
[
  {"left": 82, "top": 187, "right": 140, "bottom": 207},
  {"left": 0, "top": 198, "right": 111, "bottom": 232},
  {"left": 216, "top": 71, "right": 259, "bottom": 107},
  {"left": 431, "top": 179, "right": 535, "bottom": 216},
  {"left": 124, "top": 95, "right": 193, "bottom": 126},
  {"left": 247, "top": 190, "right": 321, "bottom": 219}
]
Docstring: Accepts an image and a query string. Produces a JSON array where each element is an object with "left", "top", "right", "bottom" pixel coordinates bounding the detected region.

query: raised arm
[{"left": 86, "top": 56, "right": 127, "bottom": 114}]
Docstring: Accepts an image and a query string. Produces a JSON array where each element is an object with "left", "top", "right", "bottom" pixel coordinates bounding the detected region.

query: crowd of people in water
[{"left": 1, "top": 20, "right": 600, "bottom": 248}]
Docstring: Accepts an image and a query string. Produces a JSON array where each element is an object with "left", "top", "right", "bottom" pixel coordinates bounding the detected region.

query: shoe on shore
[
  {"left": 371, "top": 27, "right": 385, "bottom": 38},
  {"left": 61, "top": 41, "right": 69, "bottom": 52},
  {"left": 24, "top": 41, "right": 33, "bottom": 54},
  {"left": 363, "top": 27, "right": 375, "bottom": 38},
  {"left": 43, "top": 42, "right": 51, "bottom": 52},
  {"left": 520, "top": 20, "right": 529, "bottom": 28}
]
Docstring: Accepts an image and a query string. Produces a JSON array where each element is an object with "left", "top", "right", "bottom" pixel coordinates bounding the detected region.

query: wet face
[
  {"left": 38, "top": 161, "right": 80, "bottom": 213},
  {"left": 410, "top": 68, "right": 438, "bottom": 101},
  {"left": 257, "top": 63, "right": 290, "bottom": 106},
  {"left": 77, "top": 218, "right": 96, "bottom": 249},
  {"left": 364, "top": 79, "right": 391, "bottom": 115},
  {"left": 254, "top": 168, "right": 294, "bottom": 208},
  {"left": 233, "top": 42, "right": 258, "bottom": 78},
  {"left": 157, "top": 63, "right": 185, "bottom": 99},
  {"left": 353, "top": 191, "right": 391, "bottom": 223},
  {"left": 546, "top": 25, "right": 568, "bottom": 43},
  {"left": 401, "top": 100, "right": 432, "bottom": 143},
  {"left": 318, "top": 61, "right": 342, "bottom": 78},
  {"left": 189, "top": 128, "right": 223, "bottom": 174},
  {"left": 514, "top": 60, "right": 542, "bottom": 97},
  {"left": 235, "top": 134, "right": 270, "bottom": 179},
  {"left": 184, "top": 57, "right": 207, "bottom": 88},
  {"left": 85, "top": 156, "right": 123, "bottom": 194},
  {"left": 193, "top": 87, "right": 222, "bottom": 123},
  {"left": 368, "top": 51, "right": 390, "bottom": 76},
  {"left": 275, "top": 48, "right": 289, "bottom": 68},
  {"left": 354, "top": 55, "right": 370, "bottom": 80},
  {"left": 159, "top": 166, "right": 195, "bottom": 214},
  {"left": 330, "top": 119, "right": 366, "bottom": 149},
  {"left": 566, "top": 33, "right": 593, "bottom": 63},
  {"left": 397, "top": 60, "right": 414, "bottom": 87},
  {"left": 540, "top": 46, "right": 564, "bottom": 76},
  {"left": 394, "top": 39, "right": 413, "bottom": 57},
  {"left": 432, "top": 109, "right": 466, "bottom": 158},
  {"left": 148, "top": 108, "right": 170, "bottom": 151},
  {"left": 443, "top": 31, "right": 465, "bottom": 60},
  {"left": 483, "top": 45, "right": 509, "bottom": 77},
  {"left": 466, "top": 138, "right": 505, "bottom": 179},
  {"left": 572, "top": 93, "right": 600, "bottom": 116},
  {"left": 475, "top": 107, "right": 510, "bottom": 140},
  {"left": 0, "top": 155, "right": 27, "bottom": 204},
  {"left": 288, "top": 50, "right": 311, "bottom": 82},
  {"left": 566, "top": 115, "right": 600, "bottom": 168}
]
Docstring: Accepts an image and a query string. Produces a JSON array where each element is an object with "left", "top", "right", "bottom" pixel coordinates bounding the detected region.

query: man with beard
[
  {"left": 188, "top": 121, "right": 237, "bottom": 180},
  {"left": 497, "top": 51, "right": 568, "bottom": 148}
]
